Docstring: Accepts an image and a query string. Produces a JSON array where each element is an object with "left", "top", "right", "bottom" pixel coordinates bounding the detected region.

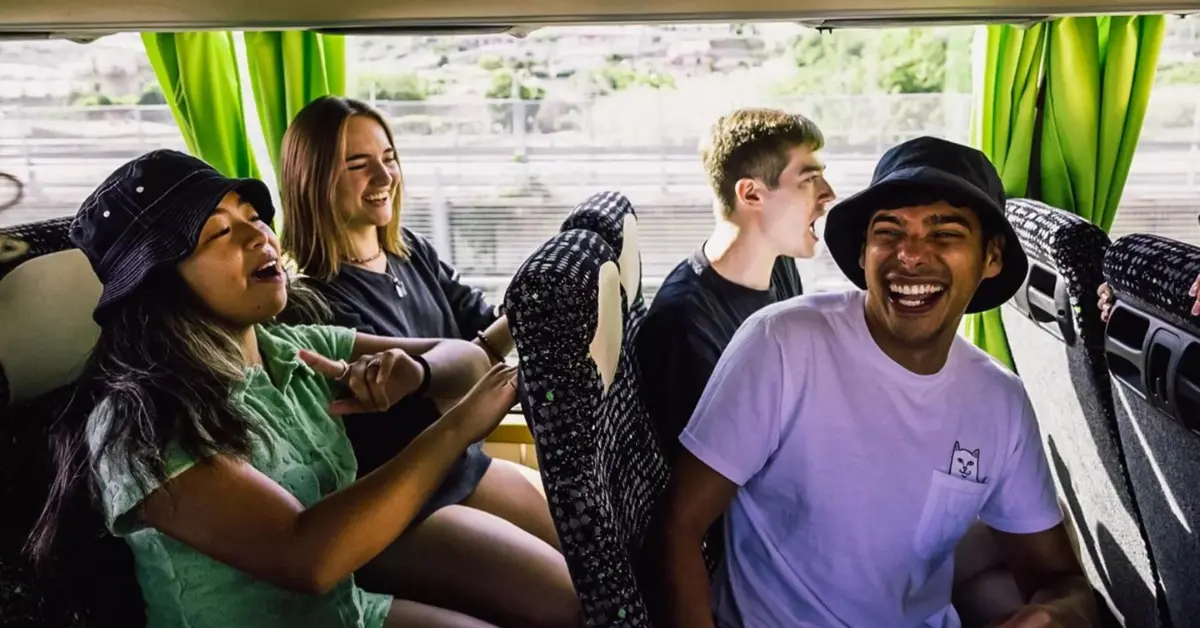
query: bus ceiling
[{"left": 0, "top": 0, "right": 1195, "bottom": 39}]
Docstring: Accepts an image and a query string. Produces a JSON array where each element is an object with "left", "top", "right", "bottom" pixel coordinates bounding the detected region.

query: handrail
[{"left": 0, "top": 171, "right": 28, "bottom": 263}]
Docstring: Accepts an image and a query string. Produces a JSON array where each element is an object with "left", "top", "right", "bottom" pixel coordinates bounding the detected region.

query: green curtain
[
  {"left": 1039, "top": 16, "right": 1166, "bottom": 231},
  {"left": 142, "top": 32, "right": 261, "bottom": 179},
  {"left": 243, "top": 32, "right": 347, "bottom": 172},
  {"left": 963, "top": 23, "right": 1048, "bottom": 371}
]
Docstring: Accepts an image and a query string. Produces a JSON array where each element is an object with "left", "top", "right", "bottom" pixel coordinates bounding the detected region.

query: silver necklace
[{"left": 383, "top": 257, "right": 407, "bottom": 299}]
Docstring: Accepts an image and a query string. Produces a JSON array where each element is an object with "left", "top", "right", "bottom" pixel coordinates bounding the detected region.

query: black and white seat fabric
[
  {"left": 0, "top": 217, "right": 145, "bottom": 627},
  {"left": 1103, "top": 233, "right": 1200, "bottom": 628},
  {"left": 560, "top": 191, "right": 646, "bottom": 331},
  {"left": 1000, "top": 199, "right": 1165, "bottom": 627},
  {"left": 562, "top": 190, "right": 733, "bottom": 578},
  {"left": 505, "top": 229, "right": 668, "bottom": 627}
]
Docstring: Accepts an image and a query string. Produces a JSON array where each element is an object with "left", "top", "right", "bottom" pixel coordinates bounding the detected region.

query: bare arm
[
  {"left": 646, "top": 451, "right": 739, "bottom": 628},
  {"left": 139, "top": 365, "right": 518, "bottom": 596},
  {"left": 472, "top": 315, "right": 514, "bottom": 365},
  {"left": 351, "top": 333, "right": 490, "bottom": 400},
  {"left": 987, "top": 524, "right": 1098, "bottom": 627}
]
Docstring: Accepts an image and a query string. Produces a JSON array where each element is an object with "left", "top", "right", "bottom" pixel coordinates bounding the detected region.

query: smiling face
[
  {"left": 176, "top": 191, "right": 287, "bottom": 327},
  {"left": 334, "top": 114, "right": 402, "bottom": 230},
  {"left": 859, "top": 201, "right": 1003, "bottom": 348},
  {"left": 747, "top": 145, "right": 836, "bottom": 259}
]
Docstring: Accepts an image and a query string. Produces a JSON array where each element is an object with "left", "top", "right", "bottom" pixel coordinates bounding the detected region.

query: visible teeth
[
  {"left": 889, "top": 283, "right": 944, "bottom": 296},
  {"left": 364, "top": 193, "right": 388, "bottom": 202}
]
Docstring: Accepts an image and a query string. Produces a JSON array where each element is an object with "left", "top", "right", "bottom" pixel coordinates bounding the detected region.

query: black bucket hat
[
  {"left": 823, "top": 136, "right": 1027, "bottom": 314},
  {"left": 69, "top": 149, "right": 276, "bottom": 321}
]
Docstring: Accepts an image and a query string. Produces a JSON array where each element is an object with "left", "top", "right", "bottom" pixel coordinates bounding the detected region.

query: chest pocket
[{"left": 914, "top": 469, "right": 990, "bottom": 563}]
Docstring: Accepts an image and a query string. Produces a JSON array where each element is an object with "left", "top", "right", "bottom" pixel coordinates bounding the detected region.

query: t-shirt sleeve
[
  {"left": 979, "top": 390, "right": 1064, "bottom": 534},
  {"left": 636, "top": 308, "right": 723, "bottom": 460},
  {"left": 678, "top": 313, "right": 785, "bottom": 486},
  {"left": 408, "top": 230, "right": 498, "bottom": 338},
  {"left": 87, "top": 398, "right": 197, "bottom": 537},
  {"left": 276, "top": 324, "right": 357, "bottom": 363}
]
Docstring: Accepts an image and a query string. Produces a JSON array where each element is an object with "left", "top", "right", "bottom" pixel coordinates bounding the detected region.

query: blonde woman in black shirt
[{"left": 278, "top": 96, "right": 579, "bottom": 628}]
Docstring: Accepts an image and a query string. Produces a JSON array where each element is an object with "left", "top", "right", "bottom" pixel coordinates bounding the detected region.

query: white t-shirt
[{"left": 681, "top": 290, "right": 1062, "bottom": 628}]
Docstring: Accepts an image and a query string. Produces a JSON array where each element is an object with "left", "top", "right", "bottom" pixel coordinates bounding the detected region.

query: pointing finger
[{"left": 299, "top": 349, "right": 349, "bottom": 380}]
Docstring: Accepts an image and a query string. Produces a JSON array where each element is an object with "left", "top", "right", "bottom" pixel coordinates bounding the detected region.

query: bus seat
[
  {"left": 0, "top": 217, "right": 145, "bottom": 627},
  {"left": 560, "top": 190, "right": 646, "bottom": 327},
  {"left": 505, "top": 229, "right": 668, "bottom": 627},
  {"left": 999, "top": 199, "right": 1165, "bottom": 627},
  {"left": 1103, "top": 233, "right": 1200, "bottom": 628},
  {"left": 560, "top": 190, "right": 727, "bottom": 575}
]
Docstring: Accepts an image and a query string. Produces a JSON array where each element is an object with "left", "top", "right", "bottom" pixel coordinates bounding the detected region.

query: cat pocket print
[
  {"left": 913, "top": 444, "right": 992, "bottom": 563},
  {"left": 948, "top": 441, "right": 987, "bottom": 483}
]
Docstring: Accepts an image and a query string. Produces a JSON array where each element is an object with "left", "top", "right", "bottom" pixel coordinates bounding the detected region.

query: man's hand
[
  {"left": 300, "top": 348, "right": 425, "bottom": 415},
  {"left": 986, "top": 604, "right": 1089, "bottom": 628}
]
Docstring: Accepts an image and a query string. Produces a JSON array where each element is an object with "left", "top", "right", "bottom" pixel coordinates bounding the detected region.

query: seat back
[
  {"left": 0, "top": 217, "right": 145, "bottom": 627},
  {"left": 1000, "top": 199, "right": 1164, "bottom": 627},
  {"left": 505, "top": 229, "right": 668, "bottom": 627},
  {"left": 1104, "top": 233, "right": 1200, "bottom": 628},
  {"left": 562, "top": 190, "right": 727, "bottom": 577},
  {"left": 560, "top": 191, "right": 646, "bottom": 330}
]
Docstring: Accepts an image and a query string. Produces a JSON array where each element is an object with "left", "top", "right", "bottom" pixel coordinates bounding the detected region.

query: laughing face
[
  {"left": 859, "top": 201, "right": 1003, "bottom": 348},
  {"left": 334, "top": 114, "right": 402, "bottom": 230},
  {"left": 177, "top": 191, "right": 288, "bottom": 327}
]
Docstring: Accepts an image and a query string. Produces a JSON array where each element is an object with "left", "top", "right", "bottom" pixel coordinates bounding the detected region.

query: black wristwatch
[{"left": 411, "top": 353, "right": 432, "bottom": 398}]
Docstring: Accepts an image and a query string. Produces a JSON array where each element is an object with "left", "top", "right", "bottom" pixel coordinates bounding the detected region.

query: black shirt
[
  {"left": 635, "top": 246, "right": 804, "bottom": 461},
  {"left": 312, "top": 228, "right": 498, "bottom": 517}
]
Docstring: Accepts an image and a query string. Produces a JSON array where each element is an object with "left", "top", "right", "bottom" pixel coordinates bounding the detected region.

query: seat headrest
[
  {"left": 561, "top": 191, "right": 642, "bottom": 311},
  {"left": 1104, "top": 233, "right": 1200, "bottom": 330},
  {"left": 1005, "top": 198, "right": 1112, "bottom": 273},
  {"left": 505, "top": 229, "right": 624, "bottom": 394},
  {"left": 0, "top": 218, "right": 100, "bottom": 407}
]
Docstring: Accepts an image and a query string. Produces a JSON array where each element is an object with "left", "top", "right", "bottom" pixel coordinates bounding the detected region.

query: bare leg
[
  {"left": 461, "top": 459, "right": 560, "bottom": 551},
  {"left": 359, "top": 505, "right": 581, "bottom": 628},
  {"left": 383, "top": 600, "right": 500, "bottom": 628}
]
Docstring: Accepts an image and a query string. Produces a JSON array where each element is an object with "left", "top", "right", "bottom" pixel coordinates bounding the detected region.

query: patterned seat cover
[
  {"left": 562, "top": 190, "right": 725, "bottom": 577},
  {"left": 505, "top": 229, "right": 668, "bottom": 627},
  {"left": 1001, "top": 199, "right": 1165, "bottom": 627},
  {"left": 560, "top": 190, "right": 647, "bottom": 330},
  {"left": 1103, "top": 233, "right": 1200, "bottom": 628}
]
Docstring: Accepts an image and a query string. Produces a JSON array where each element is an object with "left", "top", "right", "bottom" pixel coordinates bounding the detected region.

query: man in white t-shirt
[{"left": 646, "top": 137, "right": 1097, "bottom": 628}]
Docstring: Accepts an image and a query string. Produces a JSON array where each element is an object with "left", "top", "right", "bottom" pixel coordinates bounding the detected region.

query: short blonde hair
[{"left": 700, "top": 108, "right": 825, "bottom": 218}]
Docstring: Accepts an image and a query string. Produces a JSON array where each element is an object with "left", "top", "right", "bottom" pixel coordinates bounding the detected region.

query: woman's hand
[
  {"left": 300, "top": 348, "right": 425, "bottom": 415},
  {"left": 1097, "top": 282, "right": 1115, "bottom": 323},
  {"left": 441, "top": 363, "right": 519, "bottom": 444}
]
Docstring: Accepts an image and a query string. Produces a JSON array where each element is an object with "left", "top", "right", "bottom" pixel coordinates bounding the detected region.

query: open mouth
[
  {"left": 887, "top": 282, "right": 946, "bottom": 314},
  {"left": 251, "top": 257, "right": 284, "bottom": 282},
  {"left": 363, "top": 191, "right": 389, "bottom": 206}
]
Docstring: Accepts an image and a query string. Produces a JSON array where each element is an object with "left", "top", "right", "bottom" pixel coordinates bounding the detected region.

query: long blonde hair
[{"left": 280, "top": 96, "right": 408, "bottom": 280}]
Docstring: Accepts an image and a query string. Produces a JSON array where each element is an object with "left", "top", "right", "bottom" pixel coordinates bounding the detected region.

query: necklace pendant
[{"left": 393, "top": 277, "right": 407, "bottom": 298}]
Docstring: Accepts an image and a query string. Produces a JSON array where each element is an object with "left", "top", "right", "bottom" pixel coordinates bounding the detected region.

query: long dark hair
[{"left": 27, "top": 268, "right": 330, "bottom": 562}]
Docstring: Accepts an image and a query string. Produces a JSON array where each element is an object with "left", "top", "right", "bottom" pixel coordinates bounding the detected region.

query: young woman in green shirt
[{"left": 28, "top": 150, "right": 542, "bottom": 628}]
